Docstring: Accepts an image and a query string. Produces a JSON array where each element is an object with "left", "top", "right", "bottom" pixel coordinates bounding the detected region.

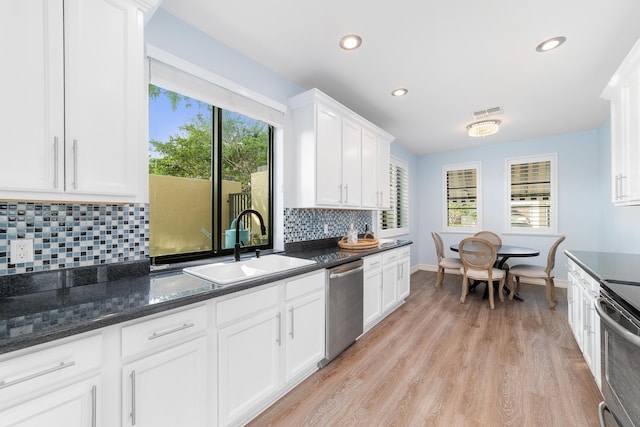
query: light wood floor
[{"left": 248, "top": 270, "right": 603, "bottom": 427}]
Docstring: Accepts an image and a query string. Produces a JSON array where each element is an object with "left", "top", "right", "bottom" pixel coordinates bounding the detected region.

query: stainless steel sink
[{"left": 182, "top": 254, "right": 316, "bottom": 285}]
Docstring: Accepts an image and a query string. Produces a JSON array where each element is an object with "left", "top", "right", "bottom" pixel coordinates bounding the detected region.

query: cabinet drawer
[
  {"left": 398, "top": 246, "right": 410, "bottom": 259},
  {"left": 364, "top": 254, "right": 382, "bottom": 270},
  {"left": 0, "top": 334, "right": 102, "bottom": 403},
  {"left": 121, "top": 305, "right": 207, "bottom": 359},
  {"left": 216, "top": 285, "right": 279, "bottom": 326},
  {"left": 382, "top": 249, "right": 399, "bottom": 265},
  {"left": 285, "top": 271, "right": 325, "bottom": 301}
]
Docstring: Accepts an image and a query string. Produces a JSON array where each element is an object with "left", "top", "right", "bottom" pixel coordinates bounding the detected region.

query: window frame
[
  {"left": 504, "top": 153, "right": 558, "bottom": 235},
  {"left": 147, "top": 88, "right": 275, "bottom": 265},
  {"left": 378, "top": 156, "right": 409, "bottom": 238},
  {"left": 442, "top": 161, "right": 482, "bottom": 233}
]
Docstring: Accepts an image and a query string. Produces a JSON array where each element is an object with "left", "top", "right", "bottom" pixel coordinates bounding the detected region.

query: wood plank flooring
[{"left": 248, "top": 270, "right": 603, "bottom": 426}]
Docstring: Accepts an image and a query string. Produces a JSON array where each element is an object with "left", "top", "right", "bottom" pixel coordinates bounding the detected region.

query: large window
[
  {"left": 443, "top": 162, "right": 482, "bottom": 232},
  {"left": 148, "top": 84, "right": 273, "bottom": 262},
  {"left": 379, "top": 157, "right": 409, "bottom": 237},
  {"left": 505, "top": 154, "right": 557, "bottom": 234}
]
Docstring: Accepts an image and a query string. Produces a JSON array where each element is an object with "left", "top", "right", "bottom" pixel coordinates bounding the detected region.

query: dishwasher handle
[{"left": 329, "top": 266, "right": 363, "bottom": 279}]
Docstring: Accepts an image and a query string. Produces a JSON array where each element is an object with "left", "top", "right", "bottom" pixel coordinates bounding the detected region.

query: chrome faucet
[{"left": 234, "top": 209, "right": 267, "bottom": 261}]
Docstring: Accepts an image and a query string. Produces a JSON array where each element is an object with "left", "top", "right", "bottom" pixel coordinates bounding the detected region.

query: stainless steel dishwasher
[{"left": 318, "top": 259, "right": 364, "bottom": 368}]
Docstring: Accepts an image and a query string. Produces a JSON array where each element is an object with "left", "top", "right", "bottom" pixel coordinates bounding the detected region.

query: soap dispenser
[{"left": 347, "top": 224, "right": 358, "bottom": 244}]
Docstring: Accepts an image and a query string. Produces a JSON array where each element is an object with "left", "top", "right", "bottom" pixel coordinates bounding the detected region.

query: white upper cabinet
[
  {"left": 0, "top": 0, "right": 146, "bottom": 202},
  {"left": 361, "top": 128, "right": 391, "bottom": 209},
  {"left": 602, "top": 37, "right": 640, "bottom": 206},
  {"left": 289, "top": 88, "right": 394, "bottom": 209}
]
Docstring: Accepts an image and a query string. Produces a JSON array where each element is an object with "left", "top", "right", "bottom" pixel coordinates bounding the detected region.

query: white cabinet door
[
  {"left": 363, "top": 267, "right": 382, "bottom": 330},
  {"left": 218, "top": 307, "right": 282, "bottom": 426},
  {"left": 64, "top": 0, "right": 143, "bottom": 199},
  {"left": 0, "top": 0, "right": 144, "bottom": 202},
  {"left": 382, "top": 262, "right": 398, "bottom": 313},
  {"left": 0, "top": 0, "right": 64, "bottom": 196},
  {"left": 285, "top": 289, "right": 325, "bottom": 383},
  {"left": 315, "top": 103, "right": 343, "bottom": 206},
  {"left": 397, "top": 256, "right": 410, "bottom": 301},
  {"left": 0, "top": 376, "right": 100, "bottom": 427},
  {"left": 377, "top": 138, "right": 391, "bottom": 209},
  {"left": 122, "top": 337, "right": 207, "bottom": 427},
  {"left": 361, "top": 129, "right": 379, "bottom": 208},
  {"left": 341, "top": 118, "right": 362, "bottom": 207}
]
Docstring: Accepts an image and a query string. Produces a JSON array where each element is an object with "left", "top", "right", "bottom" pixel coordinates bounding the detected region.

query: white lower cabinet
[
  {"left": 567, "top": 258, "right": 601, "bottom": 389},
  {"left": 0, "top": 334, "right": 103, "bottom": 427},
  {"left": 397, "top": 247, "right": 411, "bottom": 301},
  {"left": 217, "top": 292, "right": 282, "bottom": 426},
  {"left": 216, "top": 270, "right": 325, "bottom": 426},
  {"left": 0, "top": 376, "right": 101, "bottom": 427},
  {"left": 363, "top": 254, "right": 383, "bottom": 331},
  {"left": 364, "top": 246, "right": 412, "bottom": 331},
  {"left": 285, "top": 274, "right": 326, "bottom": 383},
  {"left": 121, "top": 337, "right": 208, "bottom": 427},
  {"left": 119, "top": 304, "right": 209, "bottom": 427}
]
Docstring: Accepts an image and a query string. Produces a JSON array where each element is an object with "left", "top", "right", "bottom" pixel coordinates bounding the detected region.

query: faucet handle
[{"left": 255, "top": 249, "right": 261, "bottom": 258}]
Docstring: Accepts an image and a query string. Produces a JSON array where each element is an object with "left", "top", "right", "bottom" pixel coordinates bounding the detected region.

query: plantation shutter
[
  {"left": 446, "top": 168, "right": 477, "bottom": 227},
  {"left": 380, "top": 158, "right": 409, "bottom": 234},
  {"left": 510, "top": 160, "right": 551, "bottom": 228}
]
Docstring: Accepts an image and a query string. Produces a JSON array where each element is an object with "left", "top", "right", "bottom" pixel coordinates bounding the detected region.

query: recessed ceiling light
[
  {"left": 536, "top": 36, "right": 566, "bottom": 52},
  {"left": 466, "top": 120, "right": 501, "bottom": 137},
  {"left": 339, "top": 34, "right": 362, "bottom": 50},
  {"left": 391, "top": 88, "right": 408, "bottom": 97}
]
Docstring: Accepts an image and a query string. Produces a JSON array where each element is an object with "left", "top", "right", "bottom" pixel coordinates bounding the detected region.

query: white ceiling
[{"left": 159, "top": 0, "right": 640, "bottom": 154}]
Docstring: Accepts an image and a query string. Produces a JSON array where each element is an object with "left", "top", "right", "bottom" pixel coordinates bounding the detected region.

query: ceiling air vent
[{"left": 473, "top": 106, "right": 503, "bottom": 120}]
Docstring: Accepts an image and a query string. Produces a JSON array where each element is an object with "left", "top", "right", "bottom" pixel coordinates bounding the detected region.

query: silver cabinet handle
[
  {"left": 91, "top": 384, "right": 97, "bottom": 427},
  {"left": 344, "top": 185, "right": 349, "bottom": 203},
  {"left": 0, "top": 361, "right": 76, "bottom": 390},
  {"left": 130, "top": 371, "right": 136, "bottom": 425},
  {"left": 619, "top": 174, "right": 628, "bottom": 199},
  {"left": 73, "top": 140, "right": 79, "bottom": 189},
  {"left": 53, "top": 137, "right": 59, "bottom": 189},
  {"left": 276, "top": 313, "right": 282, "bottom": 346},
  {"left": 148, "top": 322, "right": 195, "bottom": 340},
  {"left": 289, "top": 307, "right": 295, "bottom": 339}
]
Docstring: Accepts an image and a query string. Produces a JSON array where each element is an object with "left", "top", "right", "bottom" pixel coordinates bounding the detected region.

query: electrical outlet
[
  {"left": 10, "top": 239, "right": 34, "bottom": 264},
  {"left": 324, "top": 224, "right": 329, "bottom": 234}
]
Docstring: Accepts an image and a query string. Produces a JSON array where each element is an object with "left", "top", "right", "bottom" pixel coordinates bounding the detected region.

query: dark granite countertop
[
  {"left": 564, "top": 249, "right": 640, "bottom": 314},
  {"left": 0, "top": 239, "right": 412, "bottom": 355}
]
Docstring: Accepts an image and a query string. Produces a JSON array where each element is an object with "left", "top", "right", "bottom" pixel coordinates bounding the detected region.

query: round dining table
[
  {"left": 449, "top": 243, "right": 540, "bottom": 301},
  {"left": 449, "top": 244, "right": 540, "bottom": 268}
]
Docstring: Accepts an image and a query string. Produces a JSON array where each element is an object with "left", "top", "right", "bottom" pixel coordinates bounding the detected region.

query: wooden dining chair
[
  {"left": 474, "top": 231, "right": 502, "bottom": 245},
  {"left": 431, "top": 232, "right": 463, "bottom": 288},
  {"left": 458, "top": 237, "right": 506, "bottom": 309},
  {"left": 507, "top": 236, "right": 566, "bottom": 309}
]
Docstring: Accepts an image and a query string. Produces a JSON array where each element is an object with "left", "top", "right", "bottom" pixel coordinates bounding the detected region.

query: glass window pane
[
  {"left": 148, "top": 85, "right": 213, "bottom": 257},
  {"left": 220, "top": 111, "right": 270, "bottom": 249},
  {"left": 447, "top": 168, "right": 477, "bottom": 227}
]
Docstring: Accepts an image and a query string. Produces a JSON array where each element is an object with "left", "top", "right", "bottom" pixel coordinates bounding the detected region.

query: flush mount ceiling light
[
  {"left": 466, "top": 119, "right": 502, "bottom": 137},
  {"left": 339, "top": 34, "right": 362, "bottom": 50},
  {"left": 536, "top": 36, "right": 566, "bottom": 52},
  {"left": 391, "top": 88, "right": 408, "bottom": 97}
]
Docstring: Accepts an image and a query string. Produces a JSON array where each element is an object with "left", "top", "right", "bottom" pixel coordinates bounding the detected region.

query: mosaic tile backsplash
[
  {"left": 283, "top": 208, "right": 374, "bottom": 243},
  {"left": 0, "top": 201, "right": 149, "bottom": 276}
]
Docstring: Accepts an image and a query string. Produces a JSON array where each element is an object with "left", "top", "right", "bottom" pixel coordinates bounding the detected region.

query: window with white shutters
[
  {"left": 506, "top": 154, "right": 557, "bottom": 234},
  {"left": 379, "top": 157, "right": 409, "bottom": 237},
  {"left": 443, "top": 162, "right": 482, "bottom": 232}
]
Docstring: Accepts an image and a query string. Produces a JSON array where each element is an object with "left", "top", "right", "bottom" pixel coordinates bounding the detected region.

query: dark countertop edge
[
  {"left": 0, "top": 240, "right": 412, "bottom": 355},
  {"left": 564, "top": 250, "right": 604, "bottom": 282}
]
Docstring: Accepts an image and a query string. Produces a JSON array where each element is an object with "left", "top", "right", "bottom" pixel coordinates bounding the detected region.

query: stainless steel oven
[{"left": 596, "top": 286, "right": 640, "bottom": 427}]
